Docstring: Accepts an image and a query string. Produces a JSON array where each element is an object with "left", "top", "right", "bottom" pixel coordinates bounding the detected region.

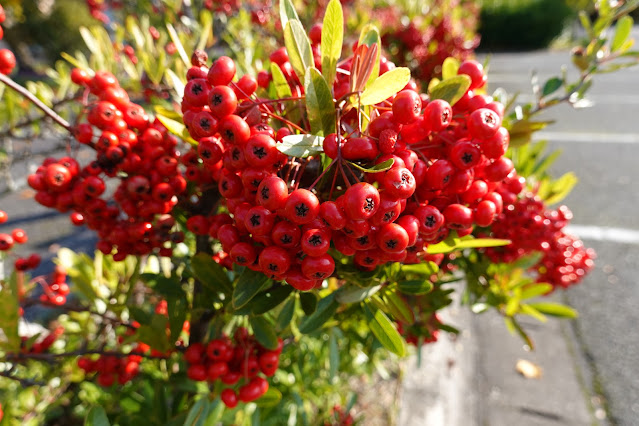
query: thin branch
[{"left": 0, "top": 73, "right": 72, "bottom": 132}]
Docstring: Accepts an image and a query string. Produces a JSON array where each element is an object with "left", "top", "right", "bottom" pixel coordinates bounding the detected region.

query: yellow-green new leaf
[
  {"left": 612, "top": 15, "right": 633, "bottom": 52},
  {"left": 442, "top": 57, "right": 460, "bottom": 80},
  {"left": 305, "top": 67, "right": 336, "bottom": 136},
  {"left": 284, "top": 20, "right": 313, "bottom": 81},
  {"left": 429, "top": 75, "right": 471, "bottom": 106},
  {"left": 321, "top": 0, "right": 344, "bottom": 87},
  {"left": 369, "top": 309, "right": 406, "bottom": 356},
  {"left": 279, "top": 0, "right": 300, "bottom": 31},
  {"left": 359, "top": 67, "right": 411, "bottom": 106},
  {"left": 270, "top": 63, "right": 293, "bottom": 98}
]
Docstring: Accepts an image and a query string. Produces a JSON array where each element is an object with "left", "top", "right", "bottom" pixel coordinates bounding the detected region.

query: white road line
[
  {"left": 566, "top": 225, "right": 639, "bottom": 245},
  {"left": 533, "top": 131, "right": 639, "bottom": 144},
  {"left": 509, "top": 93, "right": 639, "bottom": 105}
]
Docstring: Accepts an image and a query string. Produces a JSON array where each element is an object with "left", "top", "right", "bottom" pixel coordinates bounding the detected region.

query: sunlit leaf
[
  {"left": 304, "top": 67, "right": 335, "bottom": 136},
  {"left": 359, "top": 67, "right": 411, "bottom": 106},
  {"left": 429, "top": 75, "right": 471, "bottom": 106},
  {"left": 321, "top": 0, "right": 344, "bottom": 87}
]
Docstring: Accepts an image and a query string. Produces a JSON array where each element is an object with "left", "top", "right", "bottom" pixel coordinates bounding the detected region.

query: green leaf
[
  {"left": 190, "top": 252, "right": 232, "bottom": 295},
  {"left": 544, "top": 172, "right": 578, "bottom": 205},
  {"left": 429, "top": 75, "right": 472, "bottom": 106},
  {"left": 384, "top": 290, "right": 415, "bottom": 324},
  {"left": 0, "top": 272, "right": 21, "bottom": 353},
  {"left": 270, "top": 63, "right": 293, "bottom": 98},
  {"left": 400, "top": 262, "right": 439, "bottom": 277},
  {"left": 279, "top": 0, "right": 300, "bottom": 31},
  {"left": 321, "top": 0, "right": 344, "bottom": 87},
  {"left": 277, "top": 134, "right": 324, "bottom": 158},
  {"left": 284, "top": 20, "right": 313, "bottom": 81},
  {"left": 232, "top": 269, "right": 271, "bottom": 310},
  {"left": 520, "top": 283, "right": 553, "bottom": 299},
  {"left": 197, "top": 10, "right": 213, "bottom": 52},
  {"left": 451, "top": 238, "right": 512, "bottom": 249},
  {"left": 397, "top": 280, "right": 434, "bottom": 295},
  {"left": 527, "top": 302, "right": 578, "bottom": 318},
  {"left": 156, "top": 113, "right": 194, "bottom": 145},
  {"left": 359, "top": 67, "right": 411, "bottom": 106},
  {"left": 251, "top": 285, "right": 293, "bottom": 315},
  {"left": 442, "top": 57, "right": 460, "bottom": 80},
  {"left": 357, "top": 24, "right": 381, "bottom": 88},
  {"left": 276, "top": 296, "right": 296, "bottom": 331},
  {"left": 612, "top": 15, "right": 633, "bottom": 52},
  {"left": 504, "top": 317, "right": 534, "bottom": 350},
  {"left": 255, "top": 387, "right": 283, "bottom": 407},
  {"left": 305, "top": 67, "right": 336, "bottom": 136},
  {"left": 347, "top": 158, "right": 394, "bottom": 174},
  {"left": 520, "top": 304, "right": 547, "bottom": 323},
  {"left": 336, "top": 285, "right": 382, "bottom": 304},
  {"left": 250, "top": 315, "right": 279, "bottom": 350},
  {"left": 164, "top": 69, "right": 185, "bottom": 101},
  {"left": 328, "top": 329, "right": 340, "bottom": 380},
  {"left": 299, "top": 293, "right": 338, "bottom": 334},
  {"left": 368, "top": 308, "right": 406, "bottom": 356},
  {"left": 166, "top": 23, "right": 190, "bottom": 67},
  {"left": 168, "top": 295, "right": 188, "bottom": 342},
  {"left": 299, "top": 292, "right": 318, "bottom": 315},
  {"left": 85, "top": 406, "right": 110, "bottom": 426},
  {"left": 136, "top": 314, "right": 172, "bottom": 352},
  {"left": 542, "top": 77, "right": 563, "bottom": 98},
  {"left": 184, "top": 398, "right": 211, "bottom": 426}
]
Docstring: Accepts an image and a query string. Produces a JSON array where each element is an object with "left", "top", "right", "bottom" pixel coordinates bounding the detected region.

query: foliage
[
  {"left": 478, "top": 0, "right": 575, "bottom": 50},
  {"left": 0, "top": 0, "right": 637, "bottom": 424}
]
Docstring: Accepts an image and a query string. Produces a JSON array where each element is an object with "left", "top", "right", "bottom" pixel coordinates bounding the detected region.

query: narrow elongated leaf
[
  {"left": 359, "top": 67, "right": 411, "bottom": 106},
  {"left": 385, "top": 291, "right": 415, "bottom": 324},
  {"left": 520, "top": 304, "right": 547, "bottom": 322},
  {"left": 270, "top": 63, "right": 292, "bottom": 98},
  {"left": 369, "top": 309, "right": 406, "bottom": 356},
  {"left": 520, "top": 283, "right": 553, "bottom": 299},
  {"left": 184, "top": 398, "right": 211, "bottom": 426},
  {"left": 397, "top": 280, "right": 434, "bottom": 295},
  {"left": 321, "top": 0, "right": 344, "bottom": 86},
  {"left": 299, "top": 293, "right": 338, "bottom": 334},
  {"left": 284, "top": 20, "right": 313, "bottom": 81},
  {"left": 542, "top": 77, "right": 563, "bottom": 97},
  {"left": 544, "top": 172, "right": 578, "bottom": 205},
  {"left": 250, "top": 315, "right": 279, "bottom": 350},
  {"left": 197, "top": 10, "right": 213, "bottom": 52},
  {"left": 279, "top": 0, "right": 300, "bottom": 30},
  {"left": 0, "top": 272, "right": 21, "bottom": 353},
  {"left": 336, "top": 285, "right": 382, "bottom": 304},
  {"left": 329, "top": 330, "right": 340, "bottom": 379},
  {"left": 278, "top": 134, "right": 324, "bottom": 158},
  {"left": 442, "top": 57, "right": 460, "bottom": 80},
  {"left": 401, "top": 262, "right": 439, "bottom": 276},
  {"left": 299, "top": 292, "right": 318, "bottom": 315},
  {"left": 166, "top": 23, "right": 190, "bottom": 67},
  {"left": 168, "top": 295, "right": 188, "bottom": 342},
  {"left": 191, "top": 252, "right": 232, "bottom": 295},
  {"left": 276, "top": 296, "right": 296, "bottom": 331},
  {"left": 426, "top": 237, "right": 510, "bottom": 254},
  {"left": 305, "top": 67, "right": 336, "bottom": 136},
  {"left": 255, "top": 387, "right": 283, "bottom": 407},
  {"left": 232, "top": 269, "right": 271, "bottom": 310},
  {"left": 357, "top": 25, "right": 381, "bottom": 88},
  {"left": 251, "top": 285, "right": 293, "bottom": 315},
  {"left": 347, "top": 158, "right": 393, "bottom": 174},
  {"left": 528, "top": 302, "right": 578, "bottom": 318},
  {"left": 85, "top": 406, "right": 110, "bottom": 426},
  {"left": 612, "top": 15, "right": 633, "bottom": 52},
  {"left": 156, "top": 114, "right": 186, "bottom": 138},
  {"left": 429, "top": 75, "right": 472, "bottom": 106}
]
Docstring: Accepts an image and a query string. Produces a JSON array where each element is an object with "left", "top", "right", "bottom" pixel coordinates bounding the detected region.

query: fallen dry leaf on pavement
[{"left": 516, "top": 359, "right": 542, "bottom": 379}]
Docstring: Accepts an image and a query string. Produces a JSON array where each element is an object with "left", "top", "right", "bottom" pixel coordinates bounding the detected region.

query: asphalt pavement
[{"left": 401, "top": 28, "right": 639, "bottom": 426}]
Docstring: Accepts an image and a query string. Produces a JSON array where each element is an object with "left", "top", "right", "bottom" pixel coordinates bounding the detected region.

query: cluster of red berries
[
  {"left": 78, "top": 352, "right": 142, "bottom": 387},
  {"left": 85, "top": 0, "right": 122, "bottom": 23},
  {"left": 28, "top": 70, "right": 188, "bottom": 260},
  {"left": 0, "top": 4, "right": 16, "bottom": 76},
  {"left": 397, "top": 312, "right": 442, "bottom": 346},
  {"left": 0, "top": 210, "right": 41, "bottom": 273},
  {"left": 484, "top": 193, "right": 595, "bottom": 289},
  {"left": 174, "top": 20, "right": 516, "bottom": 287},
  {"left": 376, "top": 0, "right": 480, "bottom": 83},
  {"left": 183, "top": 329, "right": 280, "bottom": 408},
  {"left": 325, "top": 405, "right": 354, "bottom": 426},
  {"left": 20, "top": 326, "right": 64, "bottom": 354},
  {"left": 37, "top": 265, "right": 70, "bottom": 306}
]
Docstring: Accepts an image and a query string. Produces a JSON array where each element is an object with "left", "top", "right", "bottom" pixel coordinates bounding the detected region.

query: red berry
[
  {"left": 208, "top": 56, "right": 236, "bottom": 86},
  {"left": 343, "top": 183, "right": 380, "bottom": 220},
  {"left": 221, "top": 388, "right": 239, "bottom": 408},
  {"left": 392, "top": 90, "right": 422, "bottom": 124}
]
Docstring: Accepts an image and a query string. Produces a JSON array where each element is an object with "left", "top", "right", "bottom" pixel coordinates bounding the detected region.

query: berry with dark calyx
[
  {"left": 343, "top": 183, "right": 380, "bottom": 220},
  {"left": 285, "top": 189, "right": 320, "bottom": 225},
  {"left": 392, "top": 90, "right": 422, "bottom": 124}
]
